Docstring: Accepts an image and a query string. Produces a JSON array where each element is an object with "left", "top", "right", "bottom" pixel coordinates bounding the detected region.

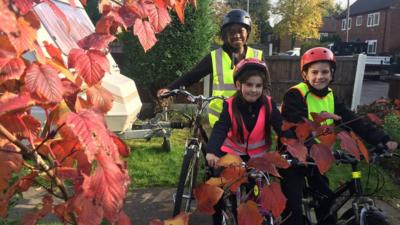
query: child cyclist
[
  {"left": 280, "top": 47, "right": 398, "bottom": 225},
  {"left": 206, "top": 58, "right": 294, "bottom": 225}
]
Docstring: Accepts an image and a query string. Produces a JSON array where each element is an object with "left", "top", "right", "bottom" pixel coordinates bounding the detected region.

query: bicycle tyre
[
  {"left": 337, "top": 207, "right": 392, "bottom": 225},
  {"left": 221, "top": 208, "right": 237, "bottom": 225},
  {"left": 173, "top": 146, "right": 199, "bottom": 216}
]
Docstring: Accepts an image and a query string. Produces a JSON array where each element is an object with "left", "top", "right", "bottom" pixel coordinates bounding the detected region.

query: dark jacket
[
  {"left": 281, "top": 82, "right": 390, "bottom": 146},
  {"left": 167, "top": 44, "right": 272, "bottom": 94},
  {"left": 207, "top": 95, "right": 294, "bottom": 157}
]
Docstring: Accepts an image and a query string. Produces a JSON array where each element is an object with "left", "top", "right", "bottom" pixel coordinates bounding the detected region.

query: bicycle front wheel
[
  {"left": 173, "top": 146, "right": 199, "bottom": 216},
  {"left": 222, "top": 208, "right": 237, "bottom": 225}
]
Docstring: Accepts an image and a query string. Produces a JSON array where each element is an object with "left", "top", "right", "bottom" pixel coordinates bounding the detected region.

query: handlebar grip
[{"left": 169, "top": 121, "right": 189, "bottom": 129}]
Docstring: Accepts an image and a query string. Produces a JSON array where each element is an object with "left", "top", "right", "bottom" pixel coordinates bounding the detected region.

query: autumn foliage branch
[{"left": 0, "top": 0, "right": 196, "bottom": 224}]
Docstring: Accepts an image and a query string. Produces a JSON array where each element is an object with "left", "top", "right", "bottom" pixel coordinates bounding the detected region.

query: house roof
[{"left": 338, "top": 0, "right": 396, "bottom": 18}]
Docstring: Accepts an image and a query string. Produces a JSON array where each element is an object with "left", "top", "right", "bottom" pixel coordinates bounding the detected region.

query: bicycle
[
  {"left": 292, "top": 144, "right": 399, "bottom": 225},
  {"left": 217, "top": 156, "right": 287, "bottom": 225},
  {"left": 159, "top": 89, "right": 225, "bottom": 217}
]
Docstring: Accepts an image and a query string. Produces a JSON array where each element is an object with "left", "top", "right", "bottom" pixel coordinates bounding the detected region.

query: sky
[{"left": 335, "top": 0, "right": 357, "bottom": 7}]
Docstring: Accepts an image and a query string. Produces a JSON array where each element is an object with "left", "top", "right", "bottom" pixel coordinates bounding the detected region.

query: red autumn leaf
[
  {"left": 78, "top": 33, "right": 116, "bottom": 50},
  {"left": 193, "top": 183, "right": 224, "bottom": 215},
  {"left": 310, "top": 112, "right": 342, "bottom": 124},
  {"left": 0, "top": 35, "right": 17, "bottom": 68},
  {"left": 221, "top": 166, "right": 247, "bottom": 192},
  {"left": 394, "top": 99, "right": 400, "bottom": 109},
  {"left": 110, "top": 132, "right": 131, "bottom": 157},
  {"left": 0, "top": 114, "right": 40, "bottom": 140},
  {"left": 237, "top": 201, "right": 263, "bottom": 225},
  {"left": 206, "top": 177, "right": 226, "bottom": 187},
  {"left": 82, "top": 152, "right": 129, "bottom": 222},
  {"left": 65, "top": 110, "right": 115, "bottom": 162},
  {"left": 96, "top": 16, "right": 114, "bottom": 34},
  {"left": 133, "top": 19, "right": 157, "bottom": 52},
  {"left": 80, "top": 0, "right": 86, "bottom": 6},
  {"left": 281, "top": 120, "right": 296, "bottom": 131},
  {"left": 0, "top": 0, "right": 18, "bottom": 33},
  {"left": 350, "top": 131, "right": 369, "bottom": 163},
  {"left": 86, "top": 84, "right": 114, "bottom": 113},
  {"left": 0, "top": 58, "right": 26, "bottom": 82},
  {"left": 295, "top": 122, "right": 312, "bottom": 142},
  {"left": 8, "top": 17, "right": 37, "bottom": 54},
  {"left": 126, "top": 0, "right": 148, "bottom": 18},
  {"left": 310, "top": 144, "right": 335, "bottom": 174},
  {"left": 117, "top": 211, "right": 131, "bottom": 225},
  {"left": 71, "top": 194, "right": 104, "bottom": 225},
  {"left": 0, "top": 92, "right": 35, "bottom": 117},
  {"left": 0, "top": 144, "right": 23, "bottom": 192},
  {"left": 13, "top": 0, "right": 34, "bottom": 15},
  {"left": 260, "top": 182, "right": 287, "bottom": 218},
  {"left": 68, "top": 49, "right": 109, "bottom": 86},
  {"left": 20, "top": 195, "right": 53, "bottom": 225},
  {"left": 248, "top": 152, "right": 289, "bottom": 177},
  {"left": 14, "top": 172, "right": 37, "bottom": 193},
  {"left": 217, "top": 154, "right": 243, "bottom": 167},
  {"left": 43, "top": 41, "right": 65, "bottom": 66},
  {"left": 174, "top": 0, "right": 187, "bottom": 24},
  {"left": 337, "top": 131, "right": 360, "bottom": 160},
  {"left": 25, "top": 63, "right": 64, "bottom": 103},
  {"left": 56, "top": 167, "right": 80, "bottom": 180},
  {"left": 54, "top": 203, "right": 71, "bottom": 223},
  {"left": 118, "top": 5, "right": 139, "bottom": 27},
  {"left": 61, "top": 78, "right": 81, "bottom": 111},
  {"left": 367, "top": 113, "right": 382, "bottom": 125},
  {"left": 51, "top": 139, "right": 79, "bottom": 167},
  {"left": 280, "top": 138, "right": 308, "bottom": 163},
  {"left": 150, "top": 0, "right": 172, "bottom": 33}
]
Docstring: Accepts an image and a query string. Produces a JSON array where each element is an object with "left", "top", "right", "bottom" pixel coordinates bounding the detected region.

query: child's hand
[
  {"left": 206, "top": 153, "right": 220, "bottom": 168},
  {"left": 386, "top": 141, "right": 398, "bottom": 152}
]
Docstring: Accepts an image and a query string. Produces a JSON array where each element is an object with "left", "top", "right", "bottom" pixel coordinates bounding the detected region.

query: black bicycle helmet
[{"left": 222, "top": 9, "right": 251, "bottom": 31}]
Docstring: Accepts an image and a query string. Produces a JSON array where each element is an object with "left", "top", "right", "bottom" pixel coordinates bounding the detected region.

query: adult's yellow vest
[
  {"left": 290, "top": 82, "right": 335, "bottom": 125},
  {"left": 208, "top": 47, "right": 263, "bottom": 127}
]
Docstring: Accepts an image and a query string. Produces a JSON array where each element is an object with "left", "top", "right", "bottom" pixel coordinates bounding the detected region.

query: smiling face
[
  {"left": 302, "top": 62, "right": 333, "bottom": 90},
  {"left": 236, "top": 74, "right": 263, "bottom": 103},
  {"left": 225, "top": 24, "right": 248, "bottom": 49}
]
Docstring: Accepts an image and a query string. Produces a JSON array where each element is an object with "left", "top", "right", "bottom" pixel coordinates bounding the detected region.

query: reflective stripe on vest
[
  {"left": 208, "top": 47, "right": 263, "bottom": 127},
  {"left": 220, "top": 96, "right": 272, "bottom": 157},
  {"left": 291, "top": 82, "right": 335, "bottom": 125}
]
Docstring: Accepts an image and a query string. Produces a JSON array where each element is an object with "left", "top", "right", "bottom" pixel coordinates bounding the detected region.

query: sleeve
[
  {"left": 334, "top": 97, "right": 390, "bottom": 145},
  {"left": 270, "top": 100, "right": 296, "bottom": 139},
  {"left": 206, "top": 101, "right": 232, "bottom": 157},
  {"left": 281, "top": 88, "right": 308, "bottom": 123},
  {"left": 263, "top": 54, "right": 272, "bottom": 96},
  {"left": 167, "top": 54, "right": 213, "bottom": 90}
]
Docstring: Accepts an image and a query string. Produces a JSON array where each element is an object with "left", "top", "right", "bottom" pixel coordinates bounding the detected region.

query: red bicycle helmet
[
  {"left": 234, "top": 58, "right": 268, "bottom": 82},
  {"left": 300, "top": 47, "right": 336, "bottom": 72}
]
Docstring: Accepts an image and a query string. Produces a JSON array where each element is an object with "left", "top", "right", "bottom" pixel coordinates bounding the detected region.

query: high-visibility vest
[
  {"left": 208, "top": 47, "right": 263, "bottom": 127},
  {"left": 290, "top": 82, "right": 335, "bottom": 125},
  {"left": 221, "top": 96, "right": 272, "bottom": 157}
]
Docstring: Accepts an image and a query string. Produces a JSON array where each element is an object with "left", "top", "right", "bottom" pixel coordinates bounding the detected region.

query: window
[
  {"left": 341, "top": 19, "right": 346, "bottom": 30},
  {"left": 320, "top": 32, "right": 328, "bottom": 40},
  {"left": 366, "top": 40, "right": 377, "bottom": 54},
  {"left": 348, "top": 18, "right": 352, "bottom": 29},
  {"left": 341, "top": 18, "right": 352, "bottom": 30},
  {"left": 356, "top": 16, "right": 362, "bottom": 26},
  {"left": 367, "top": 12, "right": 380, "bottom": 27}
]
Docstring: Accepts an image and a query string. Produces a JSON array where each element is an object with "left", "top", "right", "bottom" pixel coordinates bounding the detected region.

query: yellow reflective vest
[
  {"left": 208, "top": 47, "right": 263, "bottom": 127},
  {"left": 290, "top": 82, "right": 335, "bottom": 125}
]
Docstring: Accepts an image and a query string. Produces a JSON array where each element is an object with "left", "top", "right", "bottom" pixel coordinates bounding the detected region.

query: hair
[{"left": 231, "top": 69, "right": 272, "bottom": 146}]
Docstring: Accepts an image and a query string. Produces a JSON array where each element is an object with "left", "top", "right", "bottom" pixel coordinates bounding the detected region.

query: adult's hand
[
  {"left": 157, "top": 88, "right": 170, "bottom": 98},
  {"left": 386, "top": 141, "right": 398, "bottom": 152}
]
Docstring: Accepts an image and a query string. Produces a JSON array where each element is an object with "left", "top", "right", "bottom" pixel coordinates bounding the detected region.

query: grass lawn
[{"left": 125, "top": 129, "right": 191, "bottom": 188}]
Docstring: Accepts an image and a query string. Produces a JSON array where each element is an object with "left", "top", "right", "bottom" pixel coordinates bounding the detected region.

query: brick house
[{"left": 336, "top": 0, "right": 400, "bottom": 55}]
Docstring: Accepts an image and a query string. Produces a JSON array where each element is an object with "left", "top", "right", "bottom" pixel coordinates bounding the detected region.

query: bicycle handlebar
[{"left": 159, "top": 89, "right": 225, "bottom": 103}]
